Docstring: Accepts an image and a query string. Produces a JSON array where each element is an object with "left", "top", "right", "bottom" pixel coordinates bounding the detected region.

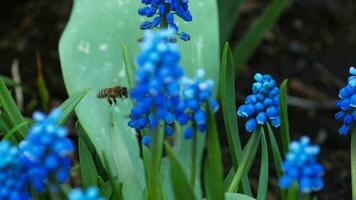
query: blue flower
[
  {"left": 237, "top": 73, "right": 280, "bottom": 133},
  {"left": 0, "top": 140, "right": 30, "bottom": 200},
  {"left": 175, "top": 69, "right": 219, "bottom": 139},
  {"left": 19, "top": 108, "right": 74, "bottom": 192},
  {"left": 279, "top": 136, "right": 324, "bottom": 193},
  {"left": 138, "top": 0, "right": 192, "bottom": 41},
  {"left": 68, "top": 187, "right": 105, "bottom": 200},
  {"left": 128, "top": 29, "right": 184, "bottom": 145},
  {"left": 335, "top": 66, "right": 356, "bottom": 135}
]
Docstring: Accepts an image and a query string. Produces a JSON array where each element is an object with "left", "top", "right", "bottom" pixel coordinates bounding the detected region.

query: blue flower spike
[
  {"left": 19, "top": 108, "right": 74, "bottom": 192},
  {"left": 175, "top": 69, "right": 219, "bottom": 139},
  {"left": 68, "top": 187, "right": 106, "bottom": 200},
  {"left": 238, "top": 73, "right": 280, "bottom": 133},
  {"left": 279, "top": 136, "right": 324, "bottom": 193},
  {"left": 335, "top": 66, "right": 356, "bottom": 135},
  {"left": 138, "top": 0, "right": 192, "bottom": 41},
  {"left": 128, "top": 29, "right": 184, "bottom": 145},
  {"left": 0, "top": 140, "right": 30, "bottom": 200}
]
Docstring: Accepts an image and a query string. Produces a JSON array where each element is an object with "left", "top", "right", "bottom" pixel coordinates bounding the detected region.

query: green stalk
[
  {"left": 351, "top": 126, "right": 356, "bottom": 199},
  {"left": 191, "top": 124, "right": 197, "bottom": 187},
  {"left": 148, "top": 125, "right": 164, "bottom": 200}
]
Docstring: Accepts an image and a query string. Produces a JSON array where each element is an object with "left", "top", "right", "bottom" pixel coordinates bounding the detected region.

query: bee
[{"left": 97, "top": 86, "right": 128, "bottom": 105}]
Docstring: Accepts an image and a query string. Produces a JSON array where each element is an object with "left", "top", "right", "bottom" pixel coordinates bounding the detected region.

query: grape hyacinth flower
[
  {"left": 0, "top": 140, "right": 30, "bottom": 200},
  {"left": 19, "top": 108, "right": 74, "bottom": 192},
  {"left": 335, "top": 66, "right": 356, "bottom": 135},
  {"left": 279, "top": 136, "right": 324, "bottom": 193},
  {"left": 128, "top": 29, "right": 184, "bottom": 145},
  {"left": 175, "top": 69, "right": 219, "bottom": 139},
  {"left": 237, "top": 73, "right": 280, "bottom": 133},
  {"left": 68, "top": 187, "right": 105, "bottom": 200},
  {"left": 138, "top": 0, "right": 192, "bottom": 41}
]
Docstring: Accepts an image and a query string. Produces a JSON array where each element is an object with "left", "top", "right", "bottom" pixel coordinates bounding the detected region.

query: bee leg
[
  {"left": 107, "top": 97, "right": 113, "bottom": 106},
  {"left": 113, "top": 97, "right": 117, "bottom": 105}
]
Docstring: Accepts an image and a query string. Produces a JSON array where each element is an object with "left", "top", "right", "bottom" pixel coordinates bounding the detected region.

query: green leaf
[
  {"left": 287, "top": 183, "right": 298, "bottom": 200},
  {"left": 121, "top": 45, "right": 136, "bottom": 90},
  {"left": 0, "top": 75, "right": 26, "bottom": 89},
  {"left": 99, "top": 176, "right": 122, "bottom": 200},
  {"left": 223, "top": 168, "right": 235, "bottom": 192},
  {"left": 218, "top": 0, "right": 247, "bottom": 43},
  {"left": 3, "top": 121, "right": 29, "bottom": 140},
  {"left": 165, "top": 142, "right": 196, "bottom": 200},
  {"left": 220, "top": 42, "right": 251, "bottom": 195},
  {"left": 79, "top": 138, "right": 98, "bottom": 188},
  {"left": 266, "top": 123, "right": 283, "bottom": 178},
  {"left": 204, "top": 106, "right": 224, "bottom": 200},
  {"left": 227, "top": 128, "right": 261, "bottom": 193},
  {"left": 0, "top": 79, "right": 28, "bottom": 142},
  {"left": 58, "top": 88, "right": 90, "bottom": 125},
  {"left": 351, "top": 127, "right": 356, "bottom": 199},
  {"left": 224, "top": 193, "right": 256, "bottom": 200},
  {"left": 256, "top": 129, "right": 268, "bottom": 200},
  {"left": 279, "top": 80, "right": 290, "bottom": 154},
  {"left": 233, "top": 0, "right": 291, "bottom": 71},
  {"left": 36, "top": 53, "right": 50, "bottom": 111}
]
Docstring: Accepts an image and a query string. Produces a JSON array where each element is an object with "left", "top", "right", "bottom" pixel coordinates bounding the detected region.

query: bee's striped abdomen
[{"left": 97, "top": 88, "right": 110, "bottom": 98}]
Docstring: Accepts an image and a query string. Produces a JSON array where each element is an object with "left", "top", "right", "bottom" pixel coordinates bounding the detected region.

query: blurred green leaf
[
  {"left": 36, "top": 53, "right": 50, "bottom": 112},
  {"left": 279, "top": 80, "right": 290, "bottom": 154},
  {"left": 220, "top": 42, "right": 251, "bottom": 195},
  {"left": 0, "top": 75, "right": 26, "bottom": 89},
  {"left": 79, "top": 138, "right": 98, "bottom": 188},
  {"left": 121, "top": 45, "right": 136, "bottom": 90},
  {"left": 233, "top": 0, "right": 291, "bottom": 71},
  {"left": 266, "top": 123, "right": 282, "bottom": 178},
  {"left": 204, "top": 106, "right": 224, "bottom": 200},
  {"left": 218, "top": 0, "right": 246, "bottom": 43},
  {"left": 351, "top": 127, "right": 356, "bottom": 198},
  {"left": 99, "top": 176, "right": 122, "bottom": 200},
  {"left": 223, "top": 168, "right": 235, "bottom": 192},
  {"left": 225, "top": 193, "right": 256, "bottom": 200},
  {"left": 58, "top": 88, "right": 90, "bottom": 125},
  {"left": 256, "top": 129, "right": 268, "bottom": 200},
  {"left": 0, "top": 79, "right": 28, "bottom": 142},
  {"left": 165, "top": 142, "right": 196, "bottom": 200},
  {"left": 3, "top": 121, "right": 29, "bottom": 140},
  {"left": 287, "top": 183, "right": 298, "bottom": 200},
  {"left": 227, "top": 128, "right": 261, "bottom": 193}
]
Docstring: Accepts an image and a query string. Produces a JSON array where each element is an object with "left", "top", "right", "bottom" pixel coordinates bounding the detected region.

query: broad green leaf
[
  {"left": 218, "top": 0, "right": 246, "bottom": 43},
  {"left": 79, "top": 138, "right": 98, "bottom": 188},
  {"left": 58, "top": 88, "right": 90, "bottom": 125},
  {"left": 0, "top": 79, "right": 28, "bottom": 142},
  {"left": 165, "top": 142, "right": 196, "bottom": 200},
  {"left": 225, "top": 193, "right": 256, "bottom": 200},
  {"left": 204, "top": 106, "right": 224, "bottom": 200},
  {"left": 99, "top": 176, "right": 122, "bottom": 200},
  {"left": 351, "top": 127, "right": 356, "bottom": 199},
  {"left": 59, "top": 1, "right": 219, "bottom": 199},
  {"left": 279, "top": 80, "right": 290, "bottom": 153},
  {"left": 227, "top": 127, "right": 261, "bottom": 193},
  {"left": 233, "top": 0, "right": 291, "bottom": 71},
  {"left": 220, "top": 42, "right": 251, "bottom": 195},
  {"left": 256, "top": 129, "right": 268, "bottom": 200}
]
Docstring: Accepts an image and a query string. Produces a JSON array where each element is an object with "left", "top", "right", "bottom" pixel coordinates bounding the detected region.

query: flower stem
[
  {"left": 190, "top": 124, "right": 197, "bottom": 187},
  {"left": 351, "top": 126, "right": 356, "bottom": 199}
]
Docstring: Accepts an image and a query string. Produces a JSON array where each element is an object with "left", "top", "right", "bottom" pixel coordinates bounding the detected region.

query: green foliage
[
  {"left": 79, "top": 138, "right": 98, "bottom": 188},
  {"left": 351, "top": 127, "right": 356, "bottom": 199},
  {"left": 204, "top": 106, "right": 225, "bottom": 200},
  {"left": 225, "top": 193, "right": 256, "bottom": 200},
  {"left": 220, "top": 42, "right": 252, "bottom": 195},
  {"left": 256, "top": 129, "right": 268, "bottom": 200},
  {"left": 36, "top": 53, "right": 50, "bottom": 112},
  {"left": 279, "top": 80, "right": 290, "bottom": 154}
]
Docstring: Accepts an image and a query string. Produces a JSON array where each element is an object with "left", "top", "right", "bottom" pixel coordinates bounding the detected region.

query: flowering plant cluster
[
  {"left": 335, "top": 66, "right": 356, "bottom": 135},
  {"left": 237, "top": 73, "right": 280, "bottom": 132},
  {"left": 279, "top": 137, "right": 324, "bottom": 193},
  {"left": 139, "top": 0, "right": 192, "bottom": 41}
]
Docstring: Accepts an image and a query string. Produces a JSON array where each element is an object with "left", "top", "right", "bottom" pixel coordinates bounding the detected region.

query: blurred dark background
[{"left": 0, "top": 0, "right": 355, "bottom": 199}]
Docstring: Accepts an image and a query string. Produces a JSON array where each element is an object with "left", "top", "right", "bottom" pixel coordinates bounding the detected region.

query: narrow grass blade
[
  {"left": 57, "top": 88, "right": 90, "bottom": 125},
  {"left": 233, "top": 0, "right": 291, "bottom": 71},
  {"left": 0, "top": 75, "right": 24, "bottom": 88},
  {"left": 224, "top": 168, "right": 235, "bottom": 192},
  {"left": 351, "top": 127, "right": 356, "bottom": 198},
  {"left": 0, "top": 79, "right": 28, "bottom": 141},
  {"left": 218, "top": 0, "right": 247, "bottom": 43},
  {"left": 4, "top": 121, "right": 29, "bottom": 140},
  {"left": 99, "top": 176, "right": 122, "bottom": 199},
  {"left": 36, "top": 53, "right": 50, "bottom": 111},
  {"left": 165, "top": 142, "right": 196, "bottom": 200},
  {"left": 266, "top": 123, "right": 282, "bottom": 177},
  {"left": 122, "top": 44, "right": 136, "bottom": 90},
  {"left": 227, "top": 127, "right": 261, "bottom": 193},
  {"left": 79, "top": 138, "right": 98, "bottom": 188},
  {"left": 279, "top": 80, "right": 290, "bottom": 154},
  {"left": 256, "top": 129, "right": 268, "bottom": 200},
  {"left": 204, "top": 106, "right": 225, "bottom": 200},
  {"left": 220, "top": 43, "right": 251, "bottom": 195}
]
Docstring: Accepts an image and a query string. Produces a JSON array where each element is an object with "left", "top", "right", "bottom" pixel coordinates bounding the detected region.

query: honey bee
[{"left": 97, "top": 86, "right": 128, "bottom": 105}]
